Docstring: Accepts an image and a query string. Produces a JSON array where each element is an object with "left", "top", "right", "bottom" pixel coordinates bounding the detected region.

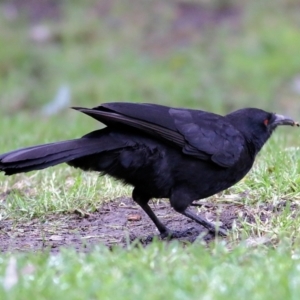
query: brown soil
[{"left": 1, "top": 197, "right": 294, "bottom": 253}]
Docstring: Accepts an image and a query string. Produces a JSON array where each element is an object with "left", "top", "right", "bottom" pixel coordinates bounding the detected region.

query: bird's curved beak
[{"left": 272, "top": 114, "right": 299, "bottom": 127}]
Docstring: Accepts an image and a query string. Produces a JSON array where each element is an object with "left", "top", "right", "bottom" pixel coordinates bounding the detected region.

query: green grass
[
  {"left": 1, "top": 241, "right": 300, "bottom": 300},
  {"left": 1, "top": 0, "right": 300, "bottom": 299}
]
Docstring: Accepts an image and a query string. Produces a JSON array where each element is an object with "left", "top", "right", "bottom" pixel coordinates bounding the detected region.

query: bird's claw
[
  {"left": 204, "top": 223, "right": 227, "bottom": 237},
  {"left": 214, "top": 227, "right": 227, "bottom": 237},
  {"left": 160, "top": 227, "right": 195, "bottom": 240},
  {"left": 160, "top": 225, "right": 226, "bottom": 239}
]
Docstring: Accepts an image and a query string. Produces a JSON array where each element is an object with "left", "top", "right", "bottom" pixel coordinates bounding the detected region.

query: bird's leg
[
  {"left": 190, "top": 202, "right": 203, "bottom": 207},
  {"left": 138, "top": 202, "right": 171, "bottom": 236},
  {"left": 132, "top": 189, "right": 172, "bottom": 238},
  {"left": 170, "top": 189, "right": 227, "bottom": 237},
  {"left": 181, "top": 209, "right": 227, "bottom": 236},
  {"left": 135, "top": 202, "right": 195, "bottom": 239}
]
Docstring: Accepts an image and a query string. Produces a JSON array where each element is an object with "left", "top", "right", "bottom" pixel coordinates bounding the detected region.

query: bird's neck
[{"left": 247, "top": 132, "right": 272, "bottom": 157}]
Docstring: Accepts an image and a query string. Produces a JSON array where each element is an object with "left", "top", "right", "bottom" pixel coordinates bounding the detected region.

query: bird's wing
[
  {"left": 72, "top": 102, "right": 245, "bottom": 167},
  {"left": 168, "top": 108, "right": 245, "bottom": 167},
  {"left": 73, "top": 103, "right": 185, "bottom": 146}
]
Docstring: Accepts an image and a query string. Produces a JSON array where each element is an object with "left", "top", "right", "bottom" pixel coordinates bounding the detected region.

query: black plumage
[{"left": 0, "top": 103, "right": 298, "bottom": 237}]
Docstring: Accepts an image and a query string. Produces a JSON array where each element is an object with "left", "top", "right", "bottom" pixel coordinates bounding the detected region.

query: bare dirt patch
[{"left": 1, "top": 197, "right": 297, "bottom": 253}]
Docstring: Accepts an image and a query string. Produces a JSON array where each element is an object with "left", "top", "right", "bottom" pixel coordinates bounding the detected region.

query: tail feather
[
  {"left": 1, "top": 139, "right": 99, "bottom": 163},
  {"left": 0, "top": 129, "right": 123, "bottom": 175}
]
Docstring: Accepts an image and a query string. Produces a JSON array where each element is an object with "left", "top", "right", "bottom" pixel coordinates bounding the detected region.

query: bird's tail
[{"left": 0, "top": 129, "right": 116, "bottom": 175}]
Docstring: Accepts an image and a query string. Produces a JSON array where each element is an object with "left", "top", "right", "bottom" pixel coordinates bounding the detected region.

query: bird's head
[{"left": 226, "top": 108, "right": 299, "bottom": 154}]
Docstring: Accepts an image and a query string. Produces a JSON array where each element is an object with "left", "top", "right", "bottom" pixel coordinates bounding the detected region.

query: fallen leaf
[
  {"left": 127, "top": 214, "right": 142, "bottom": 221},
  {"left": 49, "top": 235, "right": 64, "bottom": 241}
]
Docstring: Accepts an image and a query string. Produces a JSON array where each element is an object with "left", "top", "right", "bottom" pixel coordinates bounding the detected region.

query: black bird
[{"left": 0, "top": 103, "right": 298, "bottom": 237}]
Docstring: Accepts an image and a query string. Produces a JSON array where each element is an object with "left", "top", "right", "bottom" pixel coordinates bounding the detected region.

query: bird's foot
[
  {"left": 181, "top": 209, "right": 227, "bottom": 237},
  {"left": 160, "top": 227, "right": 195, "bottom": 240},
  {"left": 160, "top": 226, "right": 227, "bottom": 239},
  {"left": 200, "top": 220, "right": 227, "bottom": 237},
  {"left": 140, "top": 225, "right": 226, "bottom": 243},
  {"left": 209, "top": 226, "right": 227, "bottom": 237}
]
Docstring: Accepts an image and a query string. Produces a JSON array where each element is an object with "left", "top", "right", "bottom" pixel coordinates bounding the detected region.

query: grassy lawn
[
  {"left": 1, "top": 242, "right": 300, "bottom": 300},
  {"left": 0, "top": 1, "right": 300, "bottom": 299}
]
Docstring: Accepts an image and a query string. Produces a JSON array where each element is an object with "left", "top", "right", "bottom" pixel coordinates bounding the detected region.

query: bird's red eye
[{"left": 264, "top": 119, "right": 269, "bottom": 126}]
